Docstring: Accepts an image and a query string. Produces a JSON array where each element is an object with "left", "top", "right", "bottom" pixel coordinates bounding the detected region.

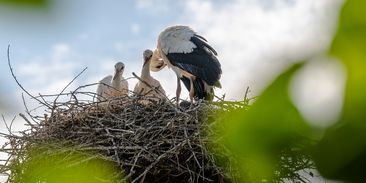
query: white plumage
[
  {"left": 134, "top": 49, "right": 166, "bottom": 102},
  {"left": 159, "top": 26, "right": 197, "bottom": 54},
  {"left": 152, "top": 25, "right": 222, "bottom": 105},
  {"left": 96, "top": 62, "right": 129, "bottom": 101}
]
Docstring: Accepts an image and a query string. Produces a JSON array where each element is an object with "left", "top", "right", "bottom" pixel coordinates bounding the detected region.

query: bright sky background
[
  {"left": 0, "top": 0, "right": 346, "bottom": 129},
  {"left": 0, "top": 0, "right": 347, "bottom": 182}
]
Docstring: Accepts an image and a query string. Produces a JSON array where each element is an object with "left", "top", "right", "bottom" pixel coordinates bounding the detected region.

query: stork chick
[
  {"left": 134, "top": 49, "right": 166, "bottom": 101},
  {"left": 96, "top": 62, "right": 129, "bottom": 101}
]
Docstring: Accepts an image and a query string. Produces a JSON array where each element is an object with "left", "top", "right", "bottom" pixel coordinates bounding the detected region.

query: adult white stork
[
  {"left": 96, "top": 62, "right": 129, "bottom": 101},
  {"left": 134, "top": 49, "right": 166, "bottom": 101},
  {"left": 152, "top": 25, "right": 222, "bottom": 104}
]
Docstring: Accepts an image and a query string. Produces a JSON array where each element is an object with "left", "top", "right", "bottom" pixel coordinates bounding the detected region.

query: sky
[
  {"left": 0, "top": 0, "right": 346, "bottom": 182},
  {"left": 0, "top": 0, "right": 346, "bottom": 127}
]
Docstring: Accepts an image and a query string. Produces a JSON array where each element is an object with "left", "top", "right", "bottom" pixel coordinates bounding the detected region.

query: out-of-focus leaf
[
  {"left": 0, "top": 0, "right": 48, "bottom": 7},
  {"left": 11, "top": 147, "right": 120, "bottom": 183},
  {"left": 313, "top": 0, "right": 366, "bottom": 182},
  {"left": 222, "top": 64, "right": 310, "bottom": 182}
]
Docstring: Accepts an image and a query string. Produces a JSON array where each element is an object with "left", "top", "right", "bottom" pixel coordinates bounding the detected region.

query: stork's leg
[
  {"left": 176, "top": 76, "right": 181, "bottom": 107},
  {"left": 189, "top": 77, "right": 195, "bottom": 103}
]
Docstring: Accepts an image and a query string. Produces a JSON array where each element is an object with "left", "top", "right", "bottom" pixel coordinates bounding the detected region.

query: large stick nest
[
  {"left": 45, "top": 97, "right": 234, "bottom": 183},
  {"left": 1, "top": 89, "right": 247, "bottom": 183},
  {"left": 0, "top": 91, "right": 314, "bottom": 183}
]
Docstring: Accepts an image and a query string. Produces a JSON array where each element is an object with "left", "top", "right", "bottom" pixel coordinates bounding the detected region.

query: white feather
[
  {"left": 159, "top": 25, "right": 197, "bottom": 54},
  {"left": 96, "top": 75, "right": 113, "bottom": 101},
  {"left": 134, "top": 50, "right": 166, "bottom": 105},
  {"left": 96, "top": 75, "right": 129, "bottom": 102}
]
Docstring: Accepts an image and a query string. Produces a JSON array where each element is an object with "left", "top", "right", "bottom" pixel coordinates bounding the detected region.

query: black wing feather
[
  {"left": 193, "top": 34, "right": 207, "bottom": 42},
  {"left": 191, "top": 35, "right": 217, "bottom": 55},
  {"left": 166, "top": 35, "right": 221, "bottom": 86}
]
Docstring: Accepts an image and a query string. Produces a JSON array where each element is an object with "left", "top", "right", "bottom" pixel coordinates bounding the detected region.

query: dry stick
[
  {"left": 7, "top": 45, "right": 51, "bottom": 108},
  {"left": 196, "top": 112, "right": 206, "bottom": 180},
  {"left": 54, "top": 67, "right": 88, "bottom": 103},
  {"left": 50, "top": 67, "right": 87, "bottom": 117},
  {"left": 101, "top": 122, "right": 121, "bottom": 165},
  {"left": 69, "top": 92, "right": 78, "bottom": 105},
  {"left": 0, "top": 155, "right": 13, "bottom": 173},
  {"left": 183, "top": 120, "right": 201, "bottom": 169},
  {"left": 37, "top": 93, "right": 51, "bottom": 107},
  {"left": 127, "top": 150, "right": 143, "bottom": 179},
  {"left": 9, "top": 116, "right": 16, "bottom": 133},
  {"left": 72, "top": 82, "right": 100, "bottom": 93},
  {"left": 131, "top": 140, "right": 187, "bottom": 183},
  {"left": 19, "top": 113, "right": 35, "bottom": 128},
  {"left": 72, "top": 82, "right": 108, "bottom": 102},
  {"left": 35, "top": 91, "right": 80, "bottom": 99},
  {"left": 21, "top": 94, "right": 40, "bottom": 125},
  {"left": 1, "top": 115, "right": 14, "bottom": 135}
]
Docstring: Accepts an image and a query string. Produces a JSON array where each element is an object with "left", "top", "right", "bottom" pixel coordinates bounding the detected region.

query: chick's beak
[{"left": 143, "top": 56, "right": 152, "bottom": 66}]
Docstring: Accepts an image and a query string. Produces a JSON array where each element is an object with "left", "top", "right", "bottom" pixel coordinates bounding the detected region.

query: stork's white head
[{"left": 113, "top": 62, "right": 125, "bottom": 80}]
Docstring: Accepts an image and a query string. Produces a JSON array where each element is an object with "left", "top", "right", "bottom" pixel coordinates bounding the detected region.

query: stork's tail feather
[{"left": 181, "top": 77, "right": 215, "bottom": 101}]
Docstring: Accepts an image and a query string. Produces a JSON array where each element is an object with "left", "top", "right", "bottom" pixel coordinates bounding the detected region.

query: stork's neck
[
  {"left": 141, "top": 58, "right": 151, "bottom": 80},
  {"left": 112, "top": 73, "right": 122, "bottom": 88}
]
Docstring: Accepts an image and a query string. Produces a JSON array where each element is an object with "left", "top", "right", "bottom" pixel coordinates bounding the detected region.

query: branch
[
  {"left": 50, "top": 67, "right": 87, "bottom": 117},
  {"left": 7, "top": 45, "right": 51, "bottom": 108}
]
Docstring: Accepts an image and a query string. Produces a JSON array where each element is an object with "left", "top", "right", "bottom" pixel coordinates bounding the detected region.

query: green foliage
[
  {"left": 219, "top": 0, "right": 366, "bottom": 182},
  {"left": 10, "top": 145, "right": 120, "bottom": 183},
  {"left": 220, "top": 64, "right": 312, "bottom": 182},
  {"left": 0, "top": 0, "right": 47, "bottom": 6},
  {"left": 312, "top": 0, "right": 366, "bottom": 182}
]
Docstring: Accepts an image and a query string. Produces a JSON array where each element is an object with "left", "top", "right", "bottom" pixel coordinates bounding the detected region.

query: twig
[
  {"left": 21, "top": 94, "right": 40, "bottom": 125},
  {"left": 50, "top": 67, "right": 87, "bottom": 117},
  {"left": 19, "top": 113, "right": 35, "bottom": 128},
  {"left": 7, "top": 45, "right": 51, "bottom": 108}
]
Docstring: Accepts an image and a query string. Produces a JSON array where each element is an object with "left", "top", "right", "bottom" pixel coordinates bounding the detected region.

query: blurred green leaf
[
  {"left": 11, "top": 146, "right": 120, "bottom": 183},
  {"left": 313, "top": 0, "right": 366, "bottom": 182},
  {"left": 222, "top": 64, "right": 311, "bottom": 182},
  {"left": 0, "top": 0, "right": 48, "bottom": 7}
]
